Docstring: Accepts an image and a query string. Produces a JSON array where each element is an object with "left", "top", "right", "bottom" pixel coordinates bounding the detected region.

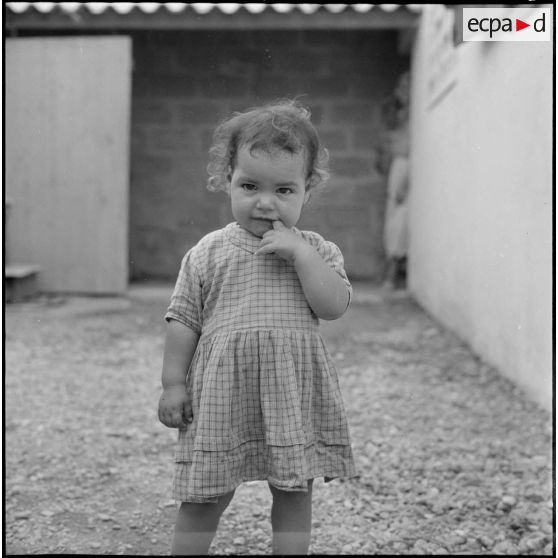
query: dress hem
[{"left": 172, "top": 471, "right": 360, "bottom": 504}]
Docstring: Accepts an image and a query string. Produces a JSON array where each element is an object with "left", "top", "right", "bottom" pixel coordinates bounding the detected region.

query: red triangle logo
[{"left": 516, "top": 18, "right": 530, "bottom": 31}]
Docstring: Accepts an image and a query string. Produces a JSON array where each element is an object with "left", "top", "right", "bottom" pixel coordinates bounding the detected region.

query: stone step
[{"left": 5, "top": 264, "right": 41, "bottom": 302}]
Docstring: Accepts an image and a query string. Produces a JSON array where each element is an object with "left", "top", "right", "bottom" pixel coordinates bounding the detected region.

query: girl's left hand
[{"left": 255, "top": 220, "right": 309, "bottom": 262}]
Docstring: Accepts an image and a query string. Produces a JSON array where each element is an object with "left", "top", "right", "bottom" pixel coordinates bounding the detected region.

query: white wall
[{"left": 409, "top": 8, "right": 552, "bottom": 409}]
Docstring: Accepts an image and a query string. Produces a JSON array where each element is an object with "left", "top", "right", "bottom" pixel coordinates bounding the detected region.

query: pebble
[
  {"left": 98, "top": 513, "right": 113, "bottom": 522},
  {"left": 412, "top": 539, "right": 432, "bottom": 553},
  {"left": 501, "top": 495, "right": 516, "bottom": 507},
  {"left": 531, "top": 455, "right": 548, "bottom": 469},
  {"left": 518, "top": 533, "right": 546, "bottom": 553},
  {"left": 233, "top": 537, "right": 246, "bottom": 545},
  {"left": 427, "top": 487, "right": 440, "bottom": 498},
  {"left": 90, "top": 542, "right": 101, "bottom": 549},
  {"left": 431, "top": 501, "right": 446, "bottom": 514},
  {"left": 466, "top": 537, "right": 478, "bottom": 547},
  {"left": 446, "top": 533, "right": 467, "bottom": 547},
  {"left": 492, "top": 540, "right": 519, "bottom": 554},
  {"left": 151, "top": 538, "right": 157, "bottom": 544},
  {"left": 252, "top": 528, "right": 266, "bottom": 538},
  {"left": 14, "top": 512, "right": 30, "bottom": 520}
]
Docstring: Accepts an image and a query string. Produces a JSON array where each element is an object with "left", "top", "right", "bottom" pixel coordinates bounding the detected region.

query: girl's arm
[
  {"left": 256, "top": 221, "right": 350, "bottom": 320},
  {"left": 293, "top": 242, "right": 350, "bottom": 320},
  {"left": 158, "top": 319, "right": 200, "bottom": 428}
]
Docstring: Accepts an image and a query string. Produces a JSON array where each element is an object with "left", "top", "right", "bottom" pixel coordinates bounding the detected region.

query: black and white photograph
[{"left": 4, "top": 2, "right": 553, "bottom": 555}]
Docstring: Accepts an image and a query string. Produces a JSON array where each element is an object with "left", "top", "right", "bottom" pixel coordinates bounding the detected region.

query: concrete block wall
[{"left": 130, "top": 30, "right": 409, "bottom": 280}]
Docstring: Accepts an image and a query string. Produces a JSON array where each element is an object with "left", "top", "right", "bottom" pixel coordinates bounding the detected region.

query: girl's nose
[{"left": 255, "top": 193, "right": 274, "bottom": 210}]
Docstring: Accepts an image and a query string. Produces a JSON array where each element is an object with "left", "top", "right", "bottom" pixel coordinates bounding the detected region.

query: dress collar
[{"left": 224, "top": 222, "right": 262, "bottom": 254}]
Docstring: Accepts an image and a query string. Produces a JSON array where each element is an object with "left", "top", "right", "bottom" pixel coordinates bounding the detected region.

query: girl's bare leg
[
  {"left": 268, "top": 480, "right": 313, "bottom": 555},
  {"left": 172, "top": 490, "right": 235, "bottom": 556}
]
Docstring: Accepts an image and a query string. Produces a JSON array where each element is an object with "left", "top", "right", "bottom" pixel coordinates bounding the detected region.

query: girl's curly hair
[{"left": 207, "top": 99, "right": 329, "bottom": 193}]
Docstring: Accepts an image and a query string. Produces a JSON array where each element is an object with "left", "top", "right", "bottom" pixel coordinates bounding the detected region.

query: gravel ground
[{"left": 5, "top": 284, "right": 553, "bottom": 556}]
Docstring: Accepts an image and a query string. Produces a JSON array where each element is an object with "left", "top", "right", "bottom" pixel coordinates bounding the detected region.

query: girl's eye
[
  {"left": 241, "top": 183, "right": 257, "bottom": 191},
  {"left": 277, "top": 188, "right": 293, "bottom": 195}
]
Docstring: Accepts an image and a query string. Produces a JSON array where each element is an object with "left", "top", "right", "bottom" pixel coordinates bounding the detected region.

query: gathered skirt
[{"left": 172, "top": 328, "right": 357, "bottom": 503}]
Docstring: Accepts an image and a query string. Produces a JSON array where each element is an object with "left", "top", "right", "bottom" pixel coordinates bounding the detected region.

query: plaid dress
[{"left": 165, "top": 222, "right": 357, "bottom": 503}]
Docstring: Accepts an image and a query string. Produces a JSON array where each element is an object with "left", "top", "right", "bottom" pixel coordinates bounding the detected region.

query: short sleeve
[
  {"left": 164, "top": 250, "right": 203, "bottom": 334},
  {"left": 312, "top": 237, "right": 353, "bottom": 309}
]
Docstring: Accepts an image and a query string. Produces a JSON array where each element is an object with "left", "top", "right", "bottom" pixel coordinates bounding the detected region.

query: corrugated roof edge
[{"left": 6, "top": 3, "right": 424, "bottom": 16}]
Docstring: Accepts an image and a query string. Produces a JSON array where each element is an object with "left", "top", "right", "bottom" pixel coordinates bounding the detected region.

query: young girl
[{"left": 158, "top": 99, "right": 357, "bottom": 556}]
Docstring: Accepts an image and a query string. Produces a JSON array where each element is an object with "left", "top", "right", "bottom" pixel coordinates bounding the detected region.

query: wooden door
[{"left": 5, "top": 37, "right": 131, "bottom": 294}]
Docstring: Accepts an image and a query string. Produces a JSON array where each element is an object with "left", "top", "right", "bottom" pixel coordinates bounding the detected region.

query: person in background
[{"left": 377, "top": 71, "right": 411, "bottom": 290}]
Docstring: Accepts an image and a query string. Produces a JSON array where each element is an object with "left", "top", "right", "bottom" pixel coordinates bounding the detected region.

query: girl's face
[{"left": 229, "top": 146, "right": 310, "bottom": 238}]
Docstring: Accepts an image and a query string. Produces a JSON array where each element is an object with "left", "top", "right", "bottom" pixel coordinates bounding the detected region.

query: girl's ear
[{"left": 303, "top": 185, "right": 311, "bottom": 204}]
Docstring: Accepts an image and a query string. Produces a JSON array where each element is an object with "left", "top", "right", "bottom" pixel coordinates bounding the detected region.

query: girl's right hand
[{"left": 158, "top": 385, "right": 193, "bottom": 429}]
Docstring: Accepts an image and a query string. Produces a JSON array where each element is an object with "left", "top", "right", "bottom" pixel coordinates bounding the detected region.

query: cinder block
[
  {"left": 331, "top": 156, "right": 370, "bottom": 177},
  {"left": 300, "top": 30, "right": 351, "bottom": 47},
  {"left": 353, "top": 127, "right": 383, "bottom": 150},
  {"left": 131, "top": 100, "right": 174, "bottom": 124},
  {"left": 319, "top": 128, "right": 348, "bottom": 151},
  {"left": 271, "top": 49, "right": 325, "bottom": 75},
  {"left": 310, "top": 77, "right": 350, "bottom": 98},
  {"left": 5, "top": 265, "right": 41, "bottom": 302},
  {"left": 201, "top": 76, "right": 250, "bottom": 98},
  {"left": 330, "top": 103, "right": 374, "bottom": 124},
  {"left": 254, "top": 77, "right": 298, "bottom": 99},
  {"left": 326, "top": 51, "right": 373, "bottom": 76},
  {"left": 306, "top": 104, "right": 324, "bottom": 124},
  {"left": 133, "top": 45, "right": 179, "bottom": 75},
  {"left": 178, "top": 102, "right": 229, "bottom": 125},
  {"left": 250, "top": 31, "right": 302, "bottom": 48},
  {"left": 145, "top": 128, "right": 193, "bottom": 152},
  {"left": 131, "top": 154, "right": 174, "bottom": 177},
  {"left": 134, "top": 75, "right": 198, "bottom": 97}
]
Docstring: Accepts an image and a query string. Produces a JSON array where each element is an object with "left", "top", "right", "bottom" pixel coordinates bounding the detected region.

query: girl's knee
[
  {"left": 177, "top": 490, "right": 235, "bottom": 523},
  {"left": 215, "top": 488, "right": 236, "bottom": 510},
  {"left": 269, "top": 480, "right": 313, "bottom": 505}
]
